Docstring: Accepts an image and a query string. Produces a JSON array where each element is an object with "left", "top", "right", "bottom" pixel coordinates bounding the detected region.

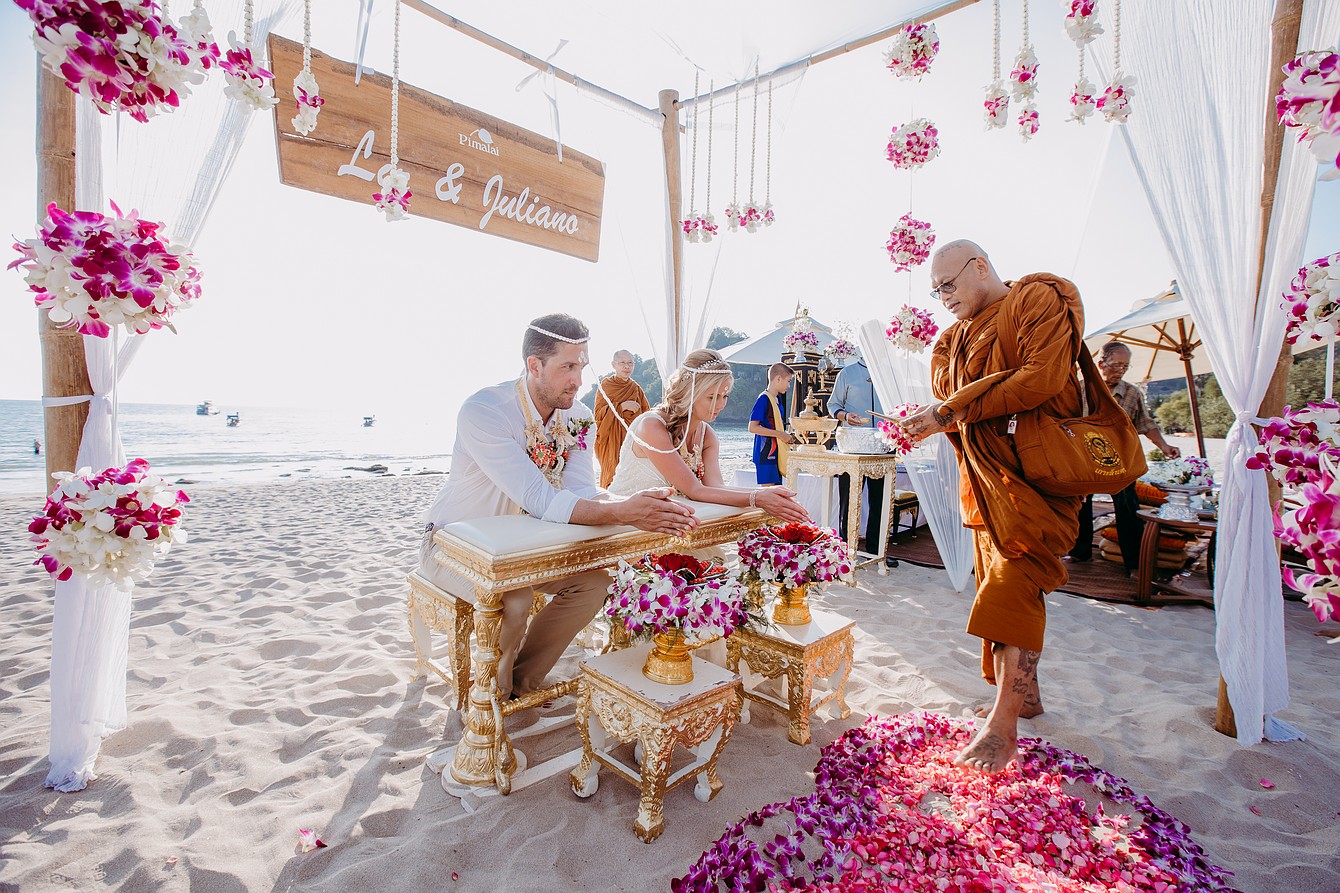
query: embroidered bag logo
[
  {"left": 459, "top": 128, "right": 500, "bottom": 156},
  {"left": 1082, "top": 430, "right": 1126, "bottom": 476}
]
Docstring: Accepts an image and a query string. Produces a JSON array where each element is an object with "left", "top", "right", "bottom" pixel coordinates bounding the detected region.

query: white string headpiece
[{"left": 527, "top": 324, "right": 590, "bottom": 344}]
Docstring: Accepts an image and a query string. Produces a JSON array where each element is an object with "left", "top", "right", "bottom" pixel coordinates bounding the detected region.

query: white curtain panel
[
  {"left": 1110, "top": 0, "right": 1339, "bottom": 745},
  {"left": 858, "top": 320, "right": 974, "bottom": 592},
  {"left": 45, "top": 0, "right": 296, "bottom": 791}
]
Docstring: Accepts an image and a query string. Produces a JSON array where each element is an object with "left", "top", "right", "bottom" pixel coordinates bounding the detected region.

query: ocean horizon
[{"left": 0, "top": 399, "right": 757, "bottom": 497}]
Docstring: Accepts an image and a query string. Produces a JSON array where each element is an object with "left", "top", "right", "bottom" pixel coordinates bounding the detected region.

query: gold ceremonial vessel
[
  {"left": 643, "top": 629, "right": 694, "bottom": 684},
  {"left": 789, "top": 393, "right": 838, "bottom": 451},
  {"left": 772, "top": 583, "right": 812, "bottom": 626}
]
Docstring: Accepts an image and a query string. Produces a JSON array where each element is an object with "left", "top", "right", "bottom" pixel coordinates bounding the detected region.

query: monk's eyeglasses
[{"left": 929, "top": 257, "right": 980, "bottom": 301}]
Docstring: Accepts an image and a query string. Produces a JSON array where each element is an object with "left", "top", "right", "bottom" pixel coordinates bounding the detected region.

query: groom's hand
[{"left": 618, "top": 487, "right": 698, "bottom": 535}]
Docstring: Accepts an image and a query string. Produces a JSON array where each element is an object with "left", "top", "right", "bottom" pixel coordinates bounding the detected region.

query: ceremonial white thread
[{"left": 593, "top": 362, "right": 730, "bottom": 458}]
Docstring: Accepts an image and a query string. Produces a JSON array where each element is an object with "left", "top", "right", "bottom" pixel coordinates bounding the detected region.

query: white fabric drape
[
  {"left": 45, "top": 1, "right": 295, "bottom": 791},
  {"left": 859, "top": 320, "right": 974, "bottom": 592},
  {"left": 1110, "top": 0, "right": 1339, "bottom": 745}
]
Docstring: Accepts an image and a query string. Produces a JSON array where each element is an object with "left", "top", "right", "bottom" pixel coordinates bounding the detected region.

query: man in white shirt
[{"left": 419, "top": 313, "right": 698, "bottom": 699}]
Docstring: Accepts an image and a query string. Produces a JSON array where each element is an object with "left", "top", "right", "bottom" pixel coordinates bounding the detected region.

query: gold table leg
[{"left": 450, "top": 584, "right": 516, "bottom": 791}]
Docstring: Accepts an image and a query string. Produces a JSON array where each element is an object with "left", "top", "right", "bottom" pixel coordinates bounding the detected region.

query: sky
[{"left": 1, "top": 1, "right": 1337, "bottom": 411}]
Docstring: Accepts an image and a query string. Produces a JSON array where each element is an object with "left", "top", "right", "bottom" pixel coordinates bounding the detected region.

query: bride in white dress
[{"left": 606, "top": 349, "right": 809, "bottom": 524}]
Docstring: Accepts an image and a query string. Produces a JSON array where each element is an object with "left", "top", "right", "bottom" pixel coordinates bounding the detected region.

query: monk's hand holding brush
[{"left": 884, "top": 401, "right": 956, "bottom": 444}]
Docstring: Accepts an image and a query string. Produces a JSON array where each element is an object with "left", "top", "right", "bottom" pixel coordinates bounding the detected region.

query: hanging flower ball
[
  {"left": 220, "top": 31, "right": 278, "bottom": 111},
  {"left": 292, "top": 69, "right": 323, "bottom": 135},
  {"left": 1009, "top": 46, "right": 1039, "bottom": 101},
  {"left": 17, "top": 0, "right": 220, "bottom": 123},
  {"left": 724, "top": 202, "right": 743, "bottom": 233},
  {"left": 1098, "top": 74, "right": 1137, "bottom": 123},
  {"left": 1069, "top": 78, "right": 1098, "bottom": 123},
  {"left": 10, "top": 202, "right": 203, "bottom": 338},
  {"left": 741, "top": 202, "right": 765, "bottom": 233},
  {"left": 373, "top": 166, "right": 412, "bottom": 222},
  {"left": 983, "top": 81, "right": 1010, "bottom": 130},
  {"left": 1281, "top": 252, "right": 1340, "bottom": 345},
  {"left": 1064, "top": 0, "right": 1105, "bottom": 45},
  {"left": 1019, "top": 103, "right": 1040, "bottom": 141},
  {"left": 681, "top": 216, "right": 702, "bottom": 243},
  {"left": 885, "top": 215, "right": 935, "bottom": 272},
  {"left": 761, "top": 203, "right": 775, "bottom": 227},
  {"left": 1276, "top": 46, "right": 1340, "bottom": 179},
  {"left": 885, "top": 118, "right": 941, "bottom": 170},
  {"left": 698, "top": 213, "right": 720, "bottom": 241},
  {"left": 883, "top": 23, "right": 939, "bottom": 79},
  {"left": 30, "top": 458, "right": 189, "bottom": 589},
  {"left": 886, "top": 305, "right": 939, "bottom": 353}
]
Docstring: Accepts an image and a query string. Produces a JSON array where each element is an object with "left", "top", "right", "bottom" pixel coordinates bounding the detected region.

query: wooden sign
[{"left": 267, "top": 34, "right": 605, "bottom": 262}]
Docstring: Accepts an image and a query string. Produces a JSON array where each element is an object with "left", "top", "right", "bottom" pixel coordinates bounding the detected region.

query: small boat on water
[
  {"left": 363, "top": 415, "right": 376, "bottom": 427},
  {"left": 196, "top": 400, "right": 218, "bottom": 415},
  {"left": 226, "top": 413, "right": 241, "bottom": 427}
]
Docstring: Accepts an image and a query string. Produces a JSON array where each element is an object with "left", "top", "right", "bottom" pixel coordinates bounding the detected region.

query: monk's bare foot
[
  {"left": 954, "top": 726, "right": 1017, "bottom": 773},
  {"left": 973, "top": 694, "right": 1043, "bottom": 719}
]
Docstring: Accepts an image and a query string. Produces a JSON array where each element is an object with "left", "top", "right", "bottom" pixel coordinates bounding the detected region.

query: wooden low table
[
  {"left": 784, "top": 449, "right": 900, "bottom": 577},
  {"left": 1135, "top": 509, "right": 1216, "bottom": 607},
  {"left": 569, "top": 645, "right": 742, "bottom": 842},
  {"left": 427, "top": 500, "right": 768, "bottom": 796},
  {"left": 726, "top": 608, "right": 855, "bottom": 746}
]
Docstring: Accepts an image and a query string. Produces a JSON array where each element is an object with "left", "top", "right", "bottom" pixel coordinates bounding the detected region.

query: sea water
[{"left": 0, "top": 399, "right": 756, "bottom": 497}]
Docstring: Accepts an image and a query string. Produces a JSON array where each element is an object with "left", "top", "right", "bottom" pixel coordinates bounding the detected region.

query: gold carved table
[
  {"left": 427, "top": 500, "right": 767, "bottom": 796},
  {"left": 726, "top": 608, "right": 855, "bottom": 746},
  {"left": 569, "top": 645, "right": 742, "bottom": 842},
  {"left": 784, "top": 449, "right": 901, "bottom": 576}
]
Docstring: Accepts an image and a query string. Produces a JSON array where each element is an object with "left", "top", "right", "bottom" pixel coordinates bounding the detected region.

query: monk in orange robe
[
  {"left": 594, "top": 350, "right": 651, "bottom": 488},
  {"left": 898, "top": 239, "right": 1085, "bottom": 774}
]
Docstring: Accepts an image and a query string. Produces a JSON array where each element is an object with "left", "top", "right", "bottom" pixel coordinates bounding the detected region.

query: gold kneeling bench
[{"left": 420, "top": 500, "right": 769, "bottom": 796}]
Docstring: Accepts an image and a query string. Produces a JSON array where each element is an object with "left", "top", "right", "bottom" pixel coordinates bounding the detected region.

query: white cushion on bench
[{"left": 441, "top": 500, "right": 749, "bottom": 558}]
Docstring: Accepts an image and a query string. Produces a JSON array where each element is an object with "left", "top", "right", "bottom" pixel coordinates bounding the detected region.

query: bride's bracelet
[{"left": 748, "top": 488, "right": 761, "bottom": 509}]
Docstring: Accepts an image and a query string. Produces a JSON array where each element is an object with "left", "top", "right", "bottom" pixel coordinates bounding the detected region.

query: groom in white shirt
[{"left": 419, "top": 313, "right": 698, "bottom": 699}]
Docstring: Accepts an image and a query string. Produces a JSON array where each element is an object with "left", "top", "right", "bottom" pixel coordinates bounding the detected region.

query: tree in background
[{"left": 1153, "top": 346, "right": 1340, "bottom": 438}]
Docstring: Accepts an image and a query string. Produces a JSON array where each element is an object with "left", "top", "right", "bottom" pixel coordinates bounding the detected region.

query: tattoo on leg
[{"left": 1017, "top": 649, "right": 1040, "bottom": 678}]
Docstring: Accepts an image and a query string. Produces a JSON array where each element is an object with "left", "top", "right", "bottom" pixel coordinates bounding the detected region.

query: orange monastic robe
[
  {"left": 931, "top": 274, "right": 1086, "bottom": 680},
  {"left": 594, "top": 375, "right": 650, "bottom": 488}
]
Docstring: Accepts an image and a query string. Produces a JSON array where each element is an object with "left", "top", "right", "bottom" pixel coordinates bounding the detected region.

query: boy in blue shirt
[{"left": 749, "top": 363, "right": 796, "bottom": 485}]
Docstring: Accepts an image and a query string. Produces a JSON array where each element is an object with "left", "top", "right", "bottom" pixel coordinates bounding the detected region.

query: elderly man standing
[
  {"left": 1068, "top": 341, "right": 1181, "bottom": 569},
  {"left": 594, "top": 350, "right": 650, "bottom": 488},
  {"left": 898, "top": 240, "right": 1087, "bottom": 774}
]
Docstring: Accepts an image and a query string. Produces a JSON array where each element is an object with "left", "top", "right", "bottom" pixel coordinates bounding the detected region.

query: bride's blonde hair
[{"left": 655, "top": 349, "right": 734, "bottom": 445}]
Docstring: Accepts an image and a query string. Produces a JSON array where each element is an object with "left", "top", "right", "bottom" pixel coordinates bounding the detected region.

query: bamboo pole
[
  {"left": 36, "top": 60, "right": 89, "bottom": 485},
  {"left": 1216, "top": 0, "right": 1304, "bottom": 739},
  {"left": 659, "top": 89, "right": 683, "bottom": 361},
  {"left": 678, "top": 0, "right": 981, "bottom": 111}
]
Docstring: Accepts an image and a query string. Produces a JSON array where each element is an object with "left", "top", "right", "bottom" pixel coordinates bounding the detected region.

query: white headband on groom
[{"left": 527, "top": 323, "right": 590, "bottom": 344}]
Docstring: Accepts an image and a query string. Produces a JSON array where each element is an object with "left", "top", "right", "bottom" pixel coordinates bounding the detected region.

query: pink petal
[{"left": 1259, "top": 778, "right": 1275, "bottom": 789}]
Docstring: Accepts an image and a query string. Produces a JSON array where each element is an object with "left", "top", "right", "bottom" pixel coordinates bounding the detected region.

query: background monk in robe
[
  {"left": 594, "top": 350, "right": 650, "bottom": 488},
  {"left": 898, "top": 240, "right": 1086, "bottom": 774}
]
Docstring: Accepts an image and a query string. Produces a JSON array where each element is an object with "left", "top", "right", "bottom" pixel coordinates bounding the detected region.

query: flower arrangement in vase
[
  {"left": 783, "top": 329, "right": 820, "bottom": 360},
  {"left": 606, "top": 553, "right": 748, "bottom": 684},
  {"left": 736, "top": 524, "right": 853, "bottom": 625},
  {"left": 11, "top": 202, "right": 203, "bottom": 338},
  {"left": 1280, "top": 252, "right": 1340, "bottom": 345},
  {"left": 824, "top": 338, "right": 859, "bottom": 367},
  {"left": 1143, "top": 457, "right": 1214, "bottom": 522},
  {"left": 885, "top": 306, "right": 938, "bottom": 353},
  {"left": 30, "top": 458, "right": 189, "bottom": 589}
]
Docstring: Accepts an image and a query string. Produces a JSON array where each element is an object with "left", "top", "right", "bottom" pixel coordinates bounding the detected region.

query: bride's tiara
[
  {"left": 684, "top": 358, "right": 731, "bottom": 374},
  {"left": 527, "top": 323, "right": 590, "bottom": 344}
]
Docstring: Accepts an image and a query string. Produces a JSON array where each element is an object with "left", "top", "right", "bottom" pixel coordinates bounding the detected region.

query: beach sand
[{"left": 1, "top": 474, "right": 1337, "bottom": 892}]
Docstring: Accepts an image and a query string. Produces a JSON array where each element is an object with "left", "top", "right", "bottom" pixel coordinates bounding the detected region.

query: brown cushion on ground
[
  {"left": 1134, "top": 480, "right": 1169, "bottom": 505},
  {"left": 1099, "top": 527, "right": 1188, "bottom": 551},
  {"left": 1099, "top": 540, "right": 1185, "bottom": 570}
]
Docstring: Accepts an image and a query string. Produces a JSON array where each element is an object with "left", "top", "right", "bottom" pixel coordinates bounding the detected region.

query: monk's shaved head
[
  {"left": 612, "top": 350, "right": 634, "bottom": 362},
  {"left": 935, "top": 239, "right": 988, "bottom": 263}
]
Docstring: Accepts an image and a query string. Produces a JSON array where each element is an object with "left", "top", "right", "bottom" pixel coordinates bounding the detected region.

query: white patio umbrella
[{"left": 719, "top": 315, "right": 838, "bottom": 366}]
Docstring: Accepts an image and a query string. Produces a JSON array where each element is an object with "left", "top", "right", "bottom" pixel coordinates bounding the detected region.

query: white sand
[{"left": 1, "top": 474, "right": 1337, "bottom": 892}]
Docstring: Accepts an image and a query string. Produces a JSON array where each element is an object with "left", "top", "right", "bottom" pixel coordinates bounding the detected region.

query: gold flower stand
[
  {"left": 726, "top": 608, "right": 855, "bottom": 746},
  {"left": 570, "top": 644, "right": 742, "bottom": 843}
]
